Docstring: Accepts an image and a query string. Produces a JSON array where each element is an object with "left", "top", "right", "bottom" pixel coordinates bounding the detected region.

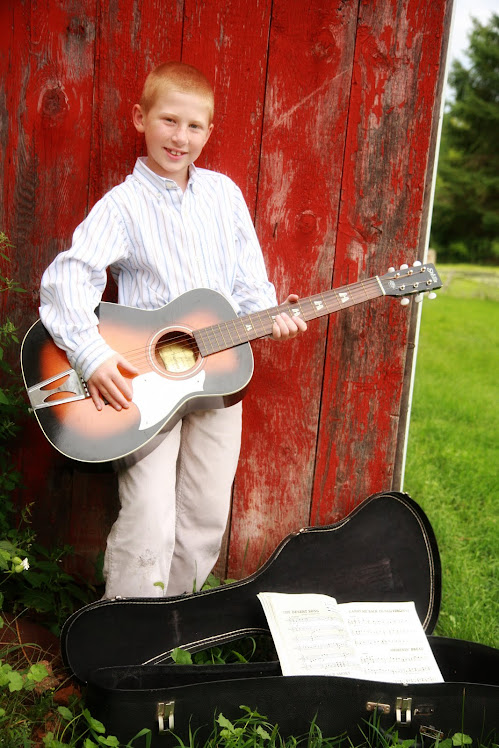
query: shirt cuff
[{"left": 70, "top": 338, "right": 116, "bottom": 382}]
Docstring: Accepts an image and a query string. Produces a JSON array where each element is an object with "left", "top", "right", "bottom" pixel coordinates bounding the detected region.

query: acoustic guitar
[{"left": 21, "top": 262, "right": 442, "bottom": 463}]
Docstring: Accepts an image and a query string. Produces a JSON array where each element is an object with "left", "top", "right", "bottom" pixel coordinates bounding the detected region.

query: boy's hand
[
  {"left": 271, "top": 294, "right": 307, "bottom": 341},
  {"left": 87, "top": 354, "right": 139, "bottom": 411}
]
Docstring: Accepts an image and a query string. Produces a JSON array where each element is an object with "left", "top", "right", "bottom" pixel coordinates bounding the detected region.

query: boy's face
[{"left": 133, "top": 89, "right": 213, "bottom": 188}]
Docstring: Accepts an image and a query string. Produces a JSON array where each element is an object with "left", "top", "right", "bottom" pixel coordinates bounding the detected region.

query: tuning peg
[
  {"left": 428, "top": 292, "right": 437, "bottom": 300},
  {"left": 414, "top": 293, "right": 424, "bottom": 303},
  {"left": 413, "top": 260, "right": 422, "bottom": 267},
  {"left": 388, "top": 266, "right": 396, "bottom": 273},
  {"left": 400, "top": 264, "right": 409, "bottom": 270},
  {"left": 400, "top": 297, "right": 410, "bottom": 306}
]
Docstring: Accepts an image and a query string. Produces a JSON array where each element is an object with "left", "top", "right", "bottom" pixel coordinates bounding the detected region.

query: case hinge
[
  {"left": 396, "top": 697, "right": 412, "bottom": 725},
  {"left": 366, "top": 701, "right": 390, "bottom": 715},
  {"left": 157, "top": 701, "right": 175, "bottom": 732}
]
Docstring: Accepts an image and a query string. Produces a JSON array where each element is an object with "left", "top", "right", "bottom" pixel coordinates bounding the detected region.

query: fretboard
[{"left": 194, "top": 276, "right": 384, "bottom": 356}]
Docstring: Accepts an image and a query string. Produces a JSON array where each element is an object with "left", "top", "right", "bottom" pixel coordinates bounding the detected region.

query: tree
[{"left": 431, "top": 14, "right": 499, "bottom": 263}]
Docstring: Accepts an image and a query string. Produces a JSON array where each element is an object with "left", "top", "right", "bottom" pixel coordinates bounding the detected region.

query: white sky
[{"left": 447, "top": 0, "right": 497, "bottom": 65}]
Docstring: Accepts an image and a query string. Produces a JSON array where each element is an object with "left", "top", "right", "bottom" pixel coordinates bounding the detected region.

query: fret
[
  {"left": 223, "top": 319, "right": 238, "bottom": 348},
  {"left": 308, "top": 299, "right": 327, "bottom": 319},
  {"left": 358, "top": 280, "right": 370, "bottom": 300},
  {"left": 306, "top": 293, "right": 328, "bottom": 317},
  {"left": 232, "top": 318, "right": 244, "bottom": 344},
  {"left": 244, "top": 313, "right": 263, "bottom": 339},
  {"left": 293, "top": 299, "right": 306, "bottom": 320},
  {"left": 320, "top": 291, "right": 333, "bottom": 313},
  {"left": 296, "top": 298, "right": 310, "bottom": 320},
  {"left": 195, "top": 328, "right": 213, "bottom": 356},
  {"left": 217, "top": 323, "right": 229, "bottom": 349},
  {"left": 266, "top": 309, "right": 278, "bottom": 334},
  {"left": 332, "top": 286, "right": 353, "bottom": 308},
  {"left": 254, "top": 309, "right": 273, "bottom": 337}
]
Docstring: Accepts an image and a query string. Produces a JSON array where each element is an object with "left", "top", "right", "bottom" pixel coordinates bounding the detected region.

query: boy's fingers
[
  {"left": 272, "top": 313, "right": 305, "bottom": 339},
  {"left": 103, "top": 373, "right": 134, "bottom": 409},
  {"left": 117, "top": 355, "right": 140, "bottom": 376},
  {"left": 88, "top": 382, "right": 105, "bottom": 411},
  {"left": 88, "top": 355, "right": 136, "bottom": 411},
  {"left": 89, "top": 380, "right": 126, "bottom": 411}
]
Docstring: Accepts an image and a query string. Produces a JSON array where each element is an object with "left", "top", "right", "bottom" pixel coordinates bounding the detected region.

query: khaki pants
[{"left": 103, "top": 402, "right": 242, "bottom": 598}]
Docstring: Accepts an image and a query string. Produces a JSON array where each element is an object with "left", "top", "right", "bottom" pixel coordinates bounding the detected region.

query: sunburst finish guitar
[{"left": 21, "top": 262, "right": 442, "bottom": 463}]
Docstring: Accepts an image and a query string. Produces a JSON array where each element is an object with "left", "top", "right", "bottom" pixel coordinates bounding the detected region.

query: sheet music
[{"left": 258, "top": 593, "right": 444, "bottom": 683}]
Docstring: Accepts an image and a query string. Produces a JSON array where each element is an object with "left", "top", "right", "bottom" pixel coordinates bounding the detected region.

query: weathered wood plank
[
  {"left": 310, "top": 0, "right": 450, "bottom": 524},
  {"left": 88, "top": 0, "right": 184, "bottom": 205},
  {"left": 227, "top": 0, "right": 360, "bottom": 578},
  {"left": 180, "top": 0, "right": 273, "bottom": 214},
  {"left": 66, "top": 0, "right": 184, "bottom": 576},
  {"left": 0, "top": 0, "right": 99, "bottom": 570},
  {"left": 0, "top": 0, "right": 97, "bottom": 315},
  {"left": 179, "top": 0, "right": 274, "bottom": 577}
]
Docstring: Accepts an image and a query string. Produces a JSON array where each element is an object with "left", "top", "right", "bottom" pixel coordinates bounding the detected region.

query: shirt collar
[{"left": 133, "top": 157, "right": 200, "bottom": 193}]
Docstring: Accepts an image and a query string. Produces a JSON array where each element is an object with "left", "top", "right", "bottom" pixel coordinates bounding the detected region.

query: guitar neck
[{"left": 194, "top": 276, "right": 384, "bottom": 356}]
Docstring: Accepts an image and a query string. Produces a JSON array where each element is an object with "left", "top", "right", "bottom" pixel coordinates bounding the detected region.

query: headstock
[{"left": 379, "top": 262, "right": 442, "bottom": 305}]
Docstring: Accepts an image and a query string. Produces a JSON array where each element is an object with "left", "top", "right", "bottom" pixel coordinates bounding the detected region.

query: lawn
[{"left": 404, "top": 264, "right": 499, "bottom": 649}]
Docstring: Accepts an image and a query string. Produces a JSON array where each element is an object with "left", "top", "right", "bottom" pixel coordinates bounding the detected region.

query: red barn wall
[{"left": 0, "top": 0, "right": 452, "bottom": 584}]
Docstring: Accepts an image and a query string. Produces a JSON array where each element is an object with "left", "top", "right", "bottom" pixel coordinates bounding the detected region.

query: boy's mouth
[{"left": 165, "top": 148, "right": 186, "bottom": 158}]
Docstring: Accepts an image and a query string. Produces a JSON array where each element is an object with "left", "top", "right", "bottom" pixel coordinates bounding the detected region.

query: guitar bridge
[{"left": 27, "top": 369, "right": 88, "bottom": 410}]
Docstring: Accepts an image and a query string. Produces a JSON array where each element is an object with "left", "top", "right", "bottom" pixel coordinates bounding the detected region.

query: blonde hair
[{"left": 140, "top": 61, "right": 214, "bottom": 121}]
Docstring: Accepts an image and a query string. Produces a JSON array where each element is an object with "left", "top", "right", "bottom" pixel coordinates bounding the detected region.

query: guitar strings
[
  {"left": 99, "top": 280, "right": 381, "bottom": 368},
  {"left": 101, "top": 279, "right": 382, "bottom": 372}
]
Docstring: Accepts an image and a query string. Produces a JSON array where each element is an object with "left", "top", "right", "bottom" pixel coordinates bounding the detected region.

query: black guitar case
[{"left": 61, "top": 492, "right": 499, "bottom": 746}]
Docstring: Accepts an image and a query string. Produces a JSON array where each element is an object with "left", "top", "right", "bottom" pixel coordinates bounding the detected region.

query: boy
[{"left": 39, "top": 62, "right": 306, "bottom": 599}]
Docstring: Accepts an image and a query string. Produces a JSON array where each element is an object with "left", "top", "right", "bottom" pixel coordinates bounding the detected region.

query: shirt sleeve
[
  {"left": 39, "top": 196, "right": 128, "bottom": 382},
  {"left": 231, "top": 185, "right": 278, "bottom": 315}
]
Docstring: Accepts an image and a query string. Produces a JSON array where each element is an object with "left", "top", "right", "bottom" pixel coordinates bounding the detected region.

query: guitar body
[{"left": 21, "top": 289, "right": 254, "bottom": 462}]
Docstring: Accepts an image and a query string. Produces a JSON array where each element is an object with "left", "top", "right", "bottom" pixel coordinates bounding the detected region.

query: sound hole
[{"left": 155, "top": 331, "right": 199, "bottom": 373}]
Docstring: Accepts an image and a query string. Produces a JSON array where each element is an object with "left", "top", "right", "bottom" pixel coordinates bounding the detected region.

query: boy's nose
[{"left": 172, "top": 125, "right": 188, "bottom": 144}]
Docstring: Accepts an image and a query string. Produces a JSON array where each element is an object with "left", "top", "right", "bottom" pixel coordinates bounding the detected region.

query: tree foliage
[{"left": 431, "top": 14, "right": 499, "bottom": 263}]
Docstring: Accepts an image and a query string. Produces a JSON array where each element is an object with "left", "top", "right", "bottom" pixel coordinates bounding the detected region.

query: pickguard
[{"left": 132, "top": 370, "right": 206, "bottom": 430}]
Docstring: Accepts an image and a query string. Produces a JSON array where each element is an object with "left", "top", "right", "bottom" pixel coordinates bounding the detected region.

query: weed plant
[{"left": 0, "top": 234, "right": 94, "bottom": 636}]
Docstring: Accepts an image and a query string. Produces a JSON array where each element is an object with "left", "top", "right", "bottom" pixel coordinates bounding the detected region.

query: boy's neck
[
  {"left": 143, "top": 156, "right": 190, "bottom": 192},
  {"left": 175, "top": 173, "right": 189, "bottom": 192}
]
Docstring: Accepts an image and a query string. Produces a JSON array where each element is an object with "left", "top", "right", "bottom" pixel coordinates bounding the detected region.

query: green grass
[{"left": 404, "top": 264, "right": 499, "bottom": 648}]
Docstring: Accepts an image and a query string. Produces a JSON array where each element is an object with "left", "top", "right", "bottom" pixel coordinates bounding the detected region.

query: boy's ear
[
  {"left": 132, "top": 104, "right": 145, "bottom": 133},
  {"left": 204, "top": 123, "right": 214, "bottom": 145}
]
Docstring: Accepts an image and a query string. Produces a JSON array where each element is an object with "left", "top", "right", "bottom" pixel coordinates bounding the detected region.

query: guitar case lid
[{"left": 62, "top": 491, "right": 441, "bottom": 684}]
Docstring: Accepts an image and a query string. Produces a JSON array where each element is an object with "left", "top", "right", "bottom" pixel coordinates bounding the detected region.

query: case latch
[
  {"left": 157, "top": 701, "right": 175, "bottom": 732},
  {"left": 420, "top": 725, "right": 445, "bottom": 740},
  {"left": 396, "top": 697, "right": 412, "bottom": 725}
]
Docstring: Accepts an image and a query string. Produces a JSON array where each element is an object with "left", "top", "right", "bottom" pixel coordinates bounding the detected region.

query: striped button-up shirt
[{"left": 40, "top": 158, "right": 277, "bottom": 381}]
